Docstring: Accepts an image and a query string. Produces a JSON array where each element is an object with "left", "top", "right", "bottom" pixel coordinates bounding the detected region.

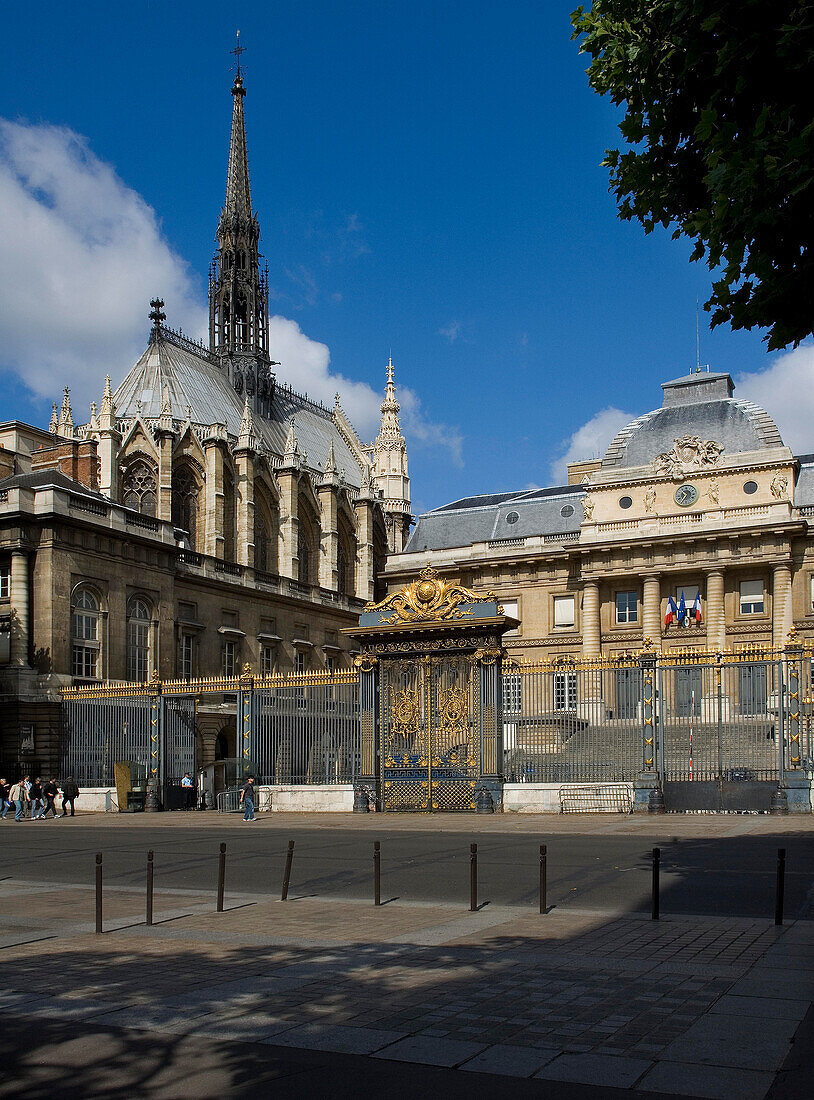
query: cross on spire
[{"left": 231, "top": 30, "right": 245, "bottom": 82}]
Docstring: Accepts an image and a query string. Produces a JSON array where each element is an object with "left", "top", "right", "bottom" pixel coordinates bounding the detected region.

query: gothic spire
[
  {"left": 58, "top": 387, "right": 74, "bottom": 437},
  {"left": 223, "top": 66, "right": 252, "bottom": 223},
  {"left": 209, "top": 41, "right": 270, "bottom": 402},
  {"left": 378, "top": 355, "right": 402, "bottom": 441}
]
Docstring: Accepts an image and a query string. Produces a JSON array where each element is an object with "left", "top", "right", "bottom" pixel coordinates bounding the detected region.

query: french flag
[
  {"left": 690, "top": 591, "right": 703, "bottom": 625},
  {"left": 664, "top": 595, "right": 678, "bottom": 627}
]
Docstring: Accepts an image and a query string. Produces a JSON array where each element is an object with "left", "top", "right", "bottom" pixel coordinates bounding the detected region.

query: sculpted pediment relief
[{"left": 652, "top": 435, "right": 723, "bottom": 480}]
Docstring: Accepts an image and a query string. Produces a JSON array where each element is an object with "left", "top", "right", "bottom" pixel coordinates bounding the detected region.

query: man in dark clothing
[
  {"left": 239, "top": 776, "right": 256, "bottom": 821},
  {"left": 61, "top": 777, "right": 79, "bottom": 817},
  {"left": 41, "top": 779, "right": 59, "bottom": 819},
  {"left": 0, "top": 778, "right": 10, "bottom": 820},
  {"left": 29, "top": 778, "right": 43, "bottom": 820}
]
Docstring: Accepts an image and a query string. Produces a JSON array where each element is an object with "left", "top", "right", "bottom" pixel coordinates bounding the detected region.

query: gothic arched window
[
  {"left": 127, "top": 597, "right": 152, "bottom": 682},
  {"left": 255, "top": 510, "right": 269, "bottom": 573},
  {"left": 172, "top": 466, "right": 200, "bottom": 550},
  {"left": 298, "top": 525, "right": 311, "bottom": 585},
  {"left": 121, "top": 458, "right": 157, "bottom": 516}
]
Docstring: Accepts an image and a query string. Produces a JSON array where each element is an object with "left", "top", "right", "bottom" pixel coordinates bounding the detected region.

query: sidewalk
[{"left": 1, "top": 875, "right": 812, "bottom": 1098}]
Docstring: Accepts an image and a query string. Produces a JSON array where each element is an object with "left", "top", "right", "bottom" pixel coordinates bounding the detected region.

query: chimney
[{"left": 31, "top": 439, "right": 100, "bottom": 492}]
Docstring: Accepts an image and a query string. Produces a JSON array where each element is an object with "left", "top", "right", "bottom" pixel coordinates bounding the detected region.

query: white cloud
[
  {"left": 271, "top": 316, "right": 463, "bottom": 464},
  {"left": 0, "top": 118, "right": 206, "bottom": 416},
  {"left": 735, "top": 343, "right": 814, "bottom": 454},
  {"left": 439, "top": 320, "right": 462, "bottom": 343},
  {"left": 549, "top": 406, "right": 634, "bottom": 483},
  {"left": 0, "top": 118, "right": 464, "bottom": 466}
]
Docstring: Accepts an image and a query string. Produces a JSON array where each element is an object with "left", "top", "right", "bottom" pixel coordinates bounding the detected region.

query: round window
[
  {"left": 743, "top": 480, "right": 758, "bottom": 495},
  {"left": 506, "top": 511, "right": 519, "bottom": 525},
  {"left": 619, "top": 496, "right": 633, "bottom": 509},
  {"left": 560, "top": 505, "right": 575, "bottom": 518}
]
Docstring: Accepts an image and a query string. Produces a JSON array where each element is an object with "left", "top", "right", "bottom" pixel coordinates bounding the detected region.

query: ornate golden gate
[
  {"left": 381, "top": 654, "right": 478, "bottom": 811},
  {"left": 347, "top": 567, "right": 515, "bottom": 812}
]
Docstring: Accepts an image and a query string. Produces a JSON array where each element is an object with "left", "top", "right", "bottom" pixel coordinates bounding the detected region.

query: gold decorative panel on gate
[{"left": 380, "top": 656, "right": 478, "bottom": 812}]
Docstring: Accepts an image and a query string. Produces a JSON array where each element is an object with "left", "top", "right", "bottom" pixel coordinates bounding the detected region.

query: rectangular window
[
  {"left": 178, "top": 601, "right": 196, "bottom": 620},
  {"left": 615, "top": 591, "right": 638, "bottom": 624},
  {"left": 501, "top": 599, "right": 519, "bottom": 635},
  {"left": 740, "top": 579, "right": 764, "bottom": 615},
  {"left": 127, "top": 620, "right": 150, "bottom": 682},
  {"left": 180, "top": 634, "right": 194, "bottom": 680},
  {"left": 261, "top": 644, "right": 275, "bottom": 675},
  {"left": 221, "top": 609, "right": 237, "bottom": 627},
  {"left": 554, "top": 671, "right": 577, "bottom": 710},
  {"left": 72, "top": 645, "right": 98, "bottom": 679},
  {"left": 295, "top": 651, "right": 306, "bottom": 674},
  {"left": 222, "top": 640, "right": 236, "bottom": 678},
  {"left": 503, "top": 673, "right": 522, "bottom": 714},
  {"left": 0, "top": 565, "right": 9, "bottom": 599},
  {"left": 553, "top": 595, "right": 575, "bottom": 628},
  {"left": 326, "top": 656, "right": 335, "bottom": 675}
]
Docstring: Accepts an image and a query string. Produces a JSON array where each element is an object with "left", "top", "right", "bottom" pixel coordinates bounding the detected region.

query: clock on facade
[{"left": 674, "top": 483, "right": 699, "bottom": 507}]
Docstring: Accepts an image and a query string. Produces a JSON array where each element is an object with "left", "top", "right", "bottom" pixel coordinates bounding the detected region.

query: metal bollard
[
  {"left": 217, "top": 842, "right": 226, "bottom": 913},
  {"left": 470, "top": 843, "right": 478, "bottom": 912},
  {"left": 374, "top": 840, "right": 381, "bottom": 907},
  {"left": 95, "top": 852, "right": 103, "bottom": 934},
  {"left": 281, "top": 839, "right": 295, "bottom": 901},
  {"left": 146, "top": 849, "right": 154, "bottom": 926},
  {"left": 539, "top": 844, "right": 547, "bottom": 914},
  {"left": 775, "top": 847, "right": 786, "bottom": 926},
  {"left": 651, "top": 847, "right": 660, "bottom": 921}
]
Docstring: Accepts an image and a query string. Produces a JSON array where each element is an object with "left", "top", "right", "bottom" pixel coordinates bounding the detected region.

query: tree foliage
[{"left": 571, "top": 1, "right": 814, "bottom": 350}]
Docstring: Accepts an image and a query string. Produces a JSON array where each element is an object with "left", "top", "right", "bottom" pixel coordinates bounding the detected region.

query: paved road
[{"left": 3, "top": 818, "right": 814, "bottom": 919}]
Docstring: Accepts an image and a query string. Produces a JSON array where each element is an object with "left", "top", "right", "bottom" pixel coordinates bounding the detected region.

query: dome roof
[{"left": 602, "top": 372, "right": 783, "bottom": 470}]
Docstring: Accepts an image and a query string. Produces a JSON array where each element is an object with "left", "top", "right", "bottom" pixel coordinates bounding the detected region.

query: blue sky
[{"left": 1, "top": 0, "right": 811, "bottom": 516}]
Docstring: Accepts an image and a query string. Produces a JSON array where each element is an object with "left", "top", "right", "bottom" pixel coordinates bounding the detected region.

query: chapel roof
[{"left": 112, "top": 326, "right": 364, "bottom": 487}]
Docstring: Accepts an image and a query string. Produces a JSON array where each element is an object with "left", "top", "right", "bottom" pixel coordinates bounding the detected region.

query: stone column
[
  {"left": 354, "top": 497, "right": 375, "bottom": 603},
  {"left": 318, "top": 483, "right": 339, "bottom": 591},
  {"left": 581, "top": 581, "right": 601, "bottom": 657},
  {"left": 277, "top": 468, "right": 299, "bottom": 580},
  {"left": 773, "top": 563, "right": 793, "bottom": 647},
  {"left": 234, "top": 450, "right": 255, "bottom": 568},
  {"left": 204, "top": 435, "right": 225, "bottom": 559},
  {"left": 10, "top": 550, "right": 29, "bottom": 666},
  {"left": 706, "top": 569, "right": 726, "bottom": 651},
  {"left": 157, "top": 432, "right": 174, "bottom": 522},
  {"left": 642, "top": 575, "right": 662, "bottom": 650}
]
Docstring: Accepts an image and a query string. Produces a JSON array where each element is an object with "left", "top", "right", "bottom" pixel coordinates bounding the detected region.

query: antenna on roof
[{"left": 695, "top": 297, "right": 709, "bottom": 373}]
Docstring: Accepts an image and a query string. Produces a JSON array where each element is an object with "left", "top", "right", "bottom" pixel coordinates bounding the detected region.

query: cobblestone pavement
[{"left": 1, "top": 876, "right": 812, "bottom": 1098}]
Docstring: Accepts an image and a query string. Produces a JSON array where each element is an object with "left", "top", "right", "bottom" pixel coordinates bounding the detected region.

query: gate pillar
[
  {"left": 782, "top": 634, "right": 811, "bottom": 813},
  {"left": 354, "top": 655, "right": 379, "bottom": 809},
  {"left": 237, "top": 664, "right": 255, "bottom": 781},
  {"left": 475, "top": 644, "right": 504, "bottom": 810},
  {"left": 633, "top": 644, "right": 662, "bottom": 813},
  {"left": 146, "top": 670, "right": 163, "bottom": 812}
]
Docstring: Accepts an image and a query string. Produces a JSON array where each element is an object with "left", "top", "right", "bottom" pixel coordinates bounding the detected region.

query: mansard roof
[
  {"left": 405, "top": 484, "right": 584, "bottom": 553},
  {"left": 112, "top": 327, "right": 364, "bottom": 487},
  {"left": 602, "top": 371, "right": 784, "bottom": 470}
]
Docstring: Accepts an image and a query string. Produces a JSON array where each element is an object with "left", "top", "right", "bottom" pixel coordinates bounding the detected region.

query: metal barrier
[
  {"left": 560, "top": 783, "right": 633, "bottom": 813},
  {"left": 216, "top": 788, "right": 242, "bottom": 813}
]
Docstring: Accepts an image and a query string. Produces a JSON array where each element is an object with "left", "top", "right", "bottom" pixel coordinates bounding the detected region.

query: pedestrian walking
[
  {"left": 41, "top": 778, "right": 59, "bottom": 819},
  {"left": 239, "top": 776, "right": 256, "bottom": 821},
  {"left": 181, "top": 772, "right": 196, "bottom": 810},
  {"left": 60, "top": 777, "right": 79, "bottom": 817},
  {"left": 29, "top": 777, "right": 44, "bottom": 820},
  {"left": 9, "top": 780, "right": 28, "bottom": 822},
  {"left": 0, "top": 778, "right": 10, "bottom": 820}
]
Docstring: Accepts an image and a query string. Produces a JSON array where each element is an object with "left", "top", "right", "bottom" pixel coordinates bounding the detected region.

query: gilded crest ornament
[
  {"left": 437, "top": 684, "right": 469, "bottom": 740},
  {"left": 390, "top": 687, "right": 421, "bottom": 737},
  {"left": 365, "top": 566, "right": 496, "bottom": 625},
  {"left": 652, "top": 436, "right": 723, "bottom": 480}
]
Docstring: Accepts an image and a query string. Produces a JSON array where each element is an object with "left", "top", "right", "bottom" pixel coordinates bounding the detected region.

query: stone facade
[
  {"left": 0, "top": 68, "right": 411, "bottom": 781},
  {"left": 385, "top": 371, "right": 814, "bottom": 664}
]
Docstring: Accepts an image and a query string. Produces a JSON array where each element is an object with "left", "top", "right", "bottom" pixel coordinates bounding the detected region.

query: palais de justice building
[
  {"left": 385, "top": 370, "right": 814, "bottom": 667},
  {"left": 0, "top": 67, "right": 412, "bottom": 777}
]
